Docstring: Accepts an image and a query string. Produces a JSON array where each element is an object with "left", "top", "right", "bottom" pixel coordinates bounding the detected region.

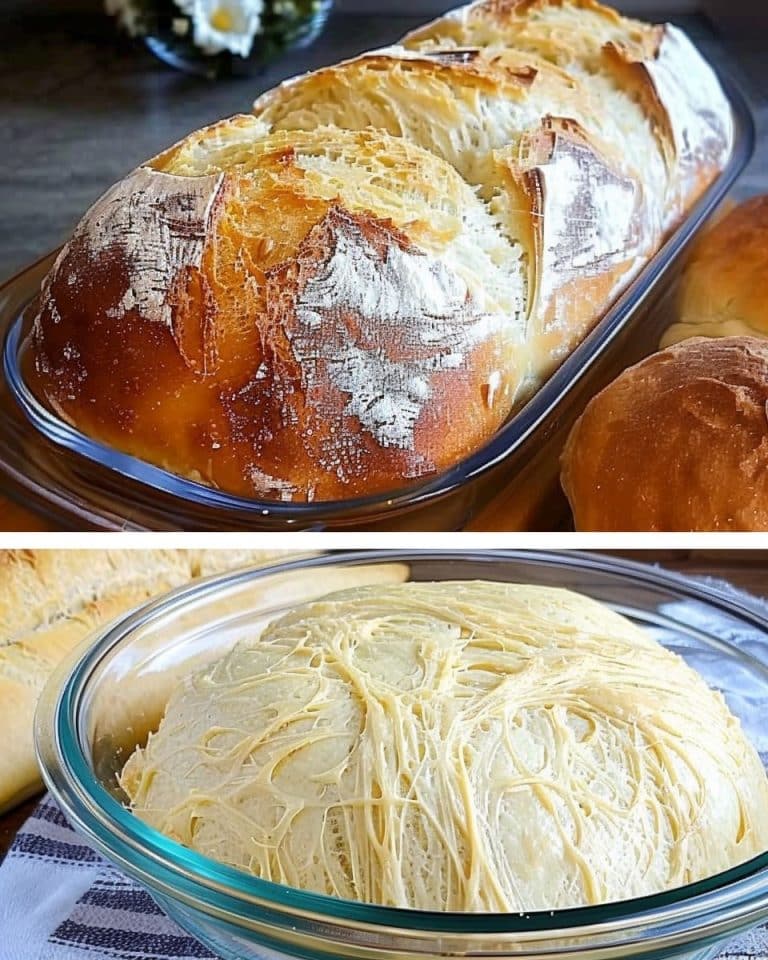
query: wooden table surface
[
  {"left": 1, "top": 6, "right": 768, "bottom": 529},
  {"left": 1, "top": 549, "right": 767, "bottom": 862}
]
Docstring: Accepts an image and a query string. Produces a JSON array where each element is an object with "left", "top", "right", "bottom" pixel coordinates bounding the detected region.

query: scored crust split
[{"left": 30, "top": 0, "right": 733, "bottom": 503}]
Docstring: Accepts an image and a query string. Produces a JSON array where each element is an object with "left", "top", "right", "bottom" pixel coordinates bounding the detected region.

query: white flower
[
  {"left": 104, "top": 0, "right": 143, "bottom": 36},
  {"left": 174, "top": 0, "right": 265, "bottom": 57}
]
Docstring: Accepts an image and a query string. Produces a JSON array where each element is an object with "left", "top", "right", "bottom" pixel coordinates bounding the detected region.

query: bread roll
[
  {"left": 661, "top": 196, "right": 768, "bottom": 348},
  {"left": 121, "top": 580, "right": 768, "bottom": 911},
  {"left": 560, "top": 337, "right": 768, "bottom": 530},
  {"left": 29, "top": 0, "right": 733, "bottom": 504},
  {"left": 0, "top": 548, "right": 291, "bottom": 814}
]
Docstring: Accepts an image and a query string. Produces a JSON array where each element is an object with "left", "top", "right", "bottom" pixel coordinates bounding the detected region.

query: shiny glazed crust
[
  {"left": 30, "top": 0, "right": 734, "bottom": 503},
  {"left": 560, "top": 337, "right": 768, "bottom": 531}
]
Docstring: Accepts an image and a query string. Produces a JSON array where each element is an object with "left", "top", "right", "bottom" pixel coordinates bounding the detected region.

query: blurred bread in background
[
  {"left": 0, "top": 549, "right": 292, "bottom": 814},
  {"left": 560, "top": 337, "right": 768, "bottom": 531},
  {"left": 661, "top": 196, "right": 768, "bottom": 348}
]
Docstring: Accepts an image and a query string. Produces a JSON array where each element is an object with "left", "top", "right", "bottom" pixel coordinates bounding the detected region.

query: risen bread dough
[{"left": 121, "top": 582, "right": 768, "bottom": 911}]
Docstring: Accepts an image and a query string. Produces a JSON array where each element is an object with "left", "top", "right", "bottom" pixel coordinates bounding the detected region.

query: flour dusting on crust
[
  {"left": 42, "top": 167, "right": 225, "bottom": 331},
  {"left": 248, "top": 468, "right": 297, "bottom": 501},
  {"left": 290, "top": 207, "right": 506, "bottom": 451},
  {"left": 638, "top": 25, "right": 732, "bottom": 202},
  {"left": 513, "top": 121, "right": 644, "bottom": 331}
]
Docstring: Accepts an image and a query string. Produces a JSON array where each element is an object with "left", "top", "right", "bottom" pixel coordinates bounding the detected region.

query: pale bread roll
[
  {"left": 0, "top": 549, "right": 292, "bottom": 814},
  {"left": 121, "top": 580, "right": 768, "bottom": 911},
  {"left": 661, "top": 196, "right": 768, "bottom": 348}
]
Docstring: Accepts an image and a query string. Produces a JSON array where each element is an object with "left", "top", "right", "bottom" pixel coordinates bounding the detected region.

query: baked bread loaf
[
  {"left": 31, "top": 122, "right": 529, "bottom": 500},
  {"left": 661, "top": 196, "right": 768, "bottom": 348},
  {"left": 0, "top": 548, "right": 291, "bottom": 814},
  {"left": 560, "top": 337, "right": 768, "bottom": 530},
  {"left": 121, "top": 580, "right": 768, "bottom": 911},
  {"left": 29, "top": 0, "right": 733, "bottom": 503}
]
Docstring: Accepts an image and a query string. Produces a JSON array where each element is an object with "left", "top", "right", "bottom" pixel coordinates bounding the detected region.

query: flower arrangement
[{"left": 105, "top": 0, "right": 332, "bottom": 76}]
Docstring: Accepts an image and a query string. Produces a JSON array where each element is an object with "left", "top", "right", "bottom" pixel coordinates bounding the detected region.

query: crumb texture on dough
[{"left": 121, "top": 581, "right": 768, "bottom": 912}]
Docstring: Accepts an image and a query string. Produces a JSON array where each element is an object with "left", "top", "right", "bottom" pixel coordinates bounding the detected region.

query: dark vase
[{"left": 136, "top": 0, "right": 333, "bottom": 79}]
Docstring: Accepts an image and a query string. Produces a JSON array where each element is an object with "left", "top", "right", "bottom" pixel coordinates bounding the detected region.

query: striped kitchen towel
[
  {"left": 2, "top": 792, "right": 768, "bottom": 960},
  {"left": 0, "top": 574, "right": 767, "bottom": 960},
  {"left": 0, "top": 796, "right": 214, "bottom": 960}
]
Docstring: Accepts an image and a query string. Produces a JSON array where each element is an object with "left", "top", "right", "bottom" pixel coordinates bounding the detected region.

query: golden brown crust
[
  {"left": 662, "top": 196, "right": 768, "bottom": 348},
  {"left": 402, "top": 0, "right": 658, "bottom": 67},
  {"left": 29, "top": 2, "right": 733, "bottom": 505},
  {"left": 560, "top": 337, "right": 768, "bottom": 531},
  {"left": 31, "top": 123, "right": 522, "bottom": 502}
]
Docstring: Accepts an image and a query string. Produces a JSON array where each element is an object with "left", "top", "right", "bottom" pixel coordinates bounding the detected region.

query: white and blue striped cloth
[
  {"left": 0, "top": 797, "right": 213, "bottom": 959},
  {"left": 1, "top": 575, "right": 767, "bottom": 960}
]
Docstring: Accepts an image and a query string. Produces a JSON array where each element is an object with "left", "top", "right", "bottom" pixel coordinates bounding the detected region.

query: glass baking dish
[
  {"left": 0, "top": 70, "right": 755, "bottom": 530},
  {"left": 36, "top": 550, "right": 768, "bottom": 960}
]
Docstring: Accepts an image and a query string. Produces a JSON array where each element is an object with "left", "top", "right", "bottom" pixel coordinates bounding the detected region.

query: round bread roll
[
  {"left": 561, "top": 337, "right": 768, "bottom": 531},
  {"left": 661, "top": 196, "right": 768, "bottom": 348},
  {"left": 120, "top": 581, "right": 768, "bottom": 912},
  {"left": 30, "top": 119, "right": 528, "bottom": 502}
]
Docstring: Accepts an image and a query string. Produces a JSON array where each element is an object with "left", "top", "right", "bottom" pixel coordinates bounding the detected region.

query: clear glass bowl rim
[
  {"left": 3, "top": 64, "right": 755, "bottom": 524},
  {"left": 35, "top": 549, "right": 768, "bottom": 949}
]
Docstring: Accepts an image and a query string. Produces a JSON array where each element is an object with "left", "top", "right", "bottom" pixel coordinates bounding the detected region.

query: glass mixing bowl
[{"left": 35, "top": 551, "right": 768, "bottom": 960}]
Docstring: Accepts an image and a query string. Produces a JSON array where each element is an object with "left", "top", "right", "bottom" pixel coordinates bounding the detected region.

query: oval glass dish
[
  {"left": 0, "top": 69, "right": 756, "bottom": 531},
  {"left": 35, "top": 550, "right": 768, "bottom": 960}
]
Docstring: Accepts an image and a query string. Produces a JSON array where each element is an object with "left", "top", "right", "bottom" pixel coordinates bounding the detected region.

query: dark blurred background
[{"left": 1, "top": 0, "right": 766, "bottom": 281}]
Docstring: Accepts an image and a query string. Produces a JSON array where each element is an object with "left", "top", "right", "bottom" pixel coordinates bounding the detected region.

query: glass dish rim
[
  {"left": 37, "top": 548, "right": 768, "bottom": 941},
  {"left": 2, "top": 65, "right": 755, "bottom": 523}
]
